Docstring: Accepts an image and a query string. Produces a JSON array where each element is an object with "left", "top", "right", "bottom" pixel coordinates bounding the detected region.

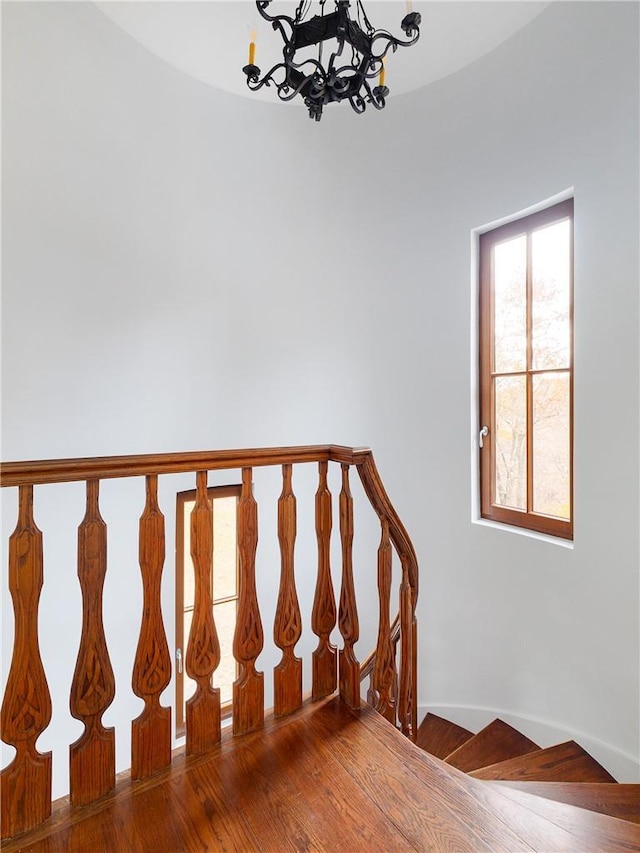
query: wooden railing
[{"left": 0, "top": 445, "right": 418, "bottom": 840}]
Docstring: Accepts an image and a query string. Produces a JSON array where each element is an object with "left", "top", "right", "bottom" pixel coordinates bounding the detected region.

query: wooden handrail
[
  {"left": 0, "top": 444, "right": 371, "bottom": 487},
  {"left": 355, "top": 453, "right": 419, "bottom": 604},
  {"left": 1, "top": 445, "right": 417, "bottom": 606}
]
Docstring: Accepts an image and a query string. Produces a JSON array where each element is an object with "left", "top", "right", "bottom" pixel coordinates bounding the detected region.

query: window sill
[{"left": 473, "top": 516, "right": 574, "bottom": 549}]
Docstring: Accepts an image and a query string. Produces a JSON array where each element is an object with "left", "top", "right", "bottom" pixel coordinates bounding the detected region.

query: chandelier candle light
[{"left": 242, "top": 0, "right": 421, "bottom": 121}]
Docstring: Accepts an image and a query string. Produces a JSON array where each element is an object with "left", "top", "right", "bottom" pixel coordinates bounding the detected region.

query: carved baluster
[
  {"left": 370, "top": 519, "right": 397, "bottom": 724},
  {"left": 69, "top": 479, "right": 116, "bottom": 806},
  {"left": 398, "top": 555, "right": 413, "bottom": 737},
  {"left": 232, "top": 467, "right": 264, "bottom": 736},
  {"left": 185, "top": 471, "right": 220, "bottom": 754},
  {"left": 1, "top": 486, "right": 52, "bottom": 838},
  {"left": 131, "top": 475, "right": 172, "bottom": 779},
  {"left": 311, "top": 461, "right": 337, "bottom": 701},
  {"left": 338, "top": 464, "right": 360, "bottom": 710},
  {"left": 273, "top": 464, "right": 302, "bottom": 716}
]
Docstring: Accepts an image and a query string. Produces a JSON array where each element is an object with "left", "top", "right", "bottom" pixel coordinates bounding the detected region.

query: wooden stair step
[
  {"left": 470, "top": 740, "right": 618, "bottom": 782},
  {"left": 416, "top": 713, "right": 474, "bottom": 759},
  {"left": 486, "top": 783, "right": 640, "bottom": 851},
  {"left": 429, "top": 752, "right": 636, "bottom": 852},
  {"left": 444, "top": 718, "right": 540, "bottom": 772},
  {"left": 492, "top": 781, "right": 640, "bottom": 824}
]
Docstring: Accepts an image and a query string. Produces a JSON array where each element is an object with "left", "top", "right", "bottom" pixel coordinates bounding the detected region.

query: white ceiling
[{"left": 95, "top": 1, "right": 550, "bottom": 104}]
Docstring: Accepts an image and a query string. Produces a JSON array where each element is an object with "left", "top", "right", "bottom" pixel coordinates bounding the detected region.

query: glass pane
[
  {"left": 213, "top": 496, "right": 238, "bottom": 602},
  {"left": 494, "top": 375, "right": 527, "bottom": 510},
  {"left": 183, "top": 499, "right": 196, "bottom": 608},
  {"left": 494, "top": 235, "right": 527, "bottom": 372},
  {"left": 532, "top": 219, "right": 571, "bottom": 370},
  {"left": 213, "top": 600, "right": 237, "bottom": 705},
  {"left": 183, "top": 609, "right": 197, "bottom": 706},
  {"left": 183, "top": 602, "right": 237, "bottom": 713},
  {"left": 533, "top": 372, "right": 571, "bottom": 518}
]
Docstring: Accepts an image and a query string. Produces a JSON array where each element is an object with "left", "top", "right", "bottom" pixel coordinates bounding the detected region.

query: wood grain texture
[
  {"left": 0, "top": 445, "right": 373, "bottom": 487},
  {"left": 185, "top": 471, "right": 221, "bottom": 754},
  {"left": 354, "top": 452, "right": 419, "bottom": 736},
  {"left": 493, "top": 781, "right": 640, "bottom": 824},
  {"left": 416, "top": 712, "right": 474, "bottom": 758},
  {"left": 69, "top": 479, "right": 116, "bottom": 807},
  {"left": 273, "top": 464, "right": 302, "bottom": 716},
  {"left": 0, "top": 697, "right": 549, "bottom": 853},
  {"left": 485, "top": 782, "right": 640, "bottom": 851},
  {"left": 6, "top": 697, "right": 638, "bottom": 853},
  {"left": 355, "top": 453, "right": 418, "bottom": 606},
  {"left": 0, "top": 485, "right": 53, "bottom": 839},
  {"left": 338, "top": 464, "right": 360, "bottom": 710},
  {"left": 398, "top": 556, "right": 414, "bottom": 737},
  {"left": 369, "top": 519, "right": 397, "bottom": 724},
  {"left": 455, "top": 765, "right": 622, "bottom": 853},
  {"left": 232, "top": 467, "right": 264, "bottom": 736},
  {"left": 131, "top": 475, "right": 172, "bottom": 780},
  {"left": 470, "top": 740, "right": 617, "bottom": 782},
  {"left": 311, "top": 461, "right": 337, "bottom": 701},
  {"left": 311, "top": 699, "right": 540, "bottom": 852},
  {"left": 445, "top": 718, "right": 540, "bottom": 772}
]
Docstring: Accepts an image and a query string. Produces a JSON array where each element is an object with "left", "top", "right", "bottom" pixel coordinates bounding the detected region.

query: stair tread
[
  {"left": 470, "top": 740, "right": 618, "bottom": 782},
  {"left": 429, "top": 752, "right": 638, "bottom": 852},
  {"left": 493, "top": 781, "right": 640, "bottom": 824},
  {"left": 443, "top": 718, "right": 540, "bottom": 772},
  {"left": 486, "top": 783, "right": 640, "bottom": 851},
  {"left": 416, "top": 713, "right": 474, "bottom": 758}
]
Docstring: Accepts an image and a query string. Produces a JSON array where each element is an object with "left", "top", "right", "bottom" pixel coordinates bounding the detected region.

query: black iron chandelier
[{"left": 242, "top": 0, "right": 421, "bottom": 121}]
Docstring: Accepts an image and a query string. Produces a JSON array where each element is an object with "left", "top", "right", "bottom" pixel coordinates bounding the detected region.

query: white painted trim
[
  {"left": 473, "top": 517, "right": 574, "bottom": 549},
  {"left": 474, "top": 188, "right": 575, "bottom": 237},
  {"left": 420, "top": 703, "right": 640, "bottom": 783}
]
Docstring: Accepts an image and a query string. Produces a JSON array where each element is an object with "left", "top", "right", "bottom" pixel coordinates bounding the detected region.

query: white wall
[
  {"left": 362, "top": 1, "right": 639, "bottom": 779},
  {"left": 2, "top": 0, "right": 638, "bottom": 793}
]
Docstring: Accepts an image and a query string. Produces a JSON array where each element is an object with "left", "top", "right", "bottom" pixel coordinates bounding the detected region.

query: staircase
[
  {"left": 2, "top": 443, "right": 638, "bottom": 851},
  {"left": 417, "top": 712, "right": 640, "bottom": 843}
]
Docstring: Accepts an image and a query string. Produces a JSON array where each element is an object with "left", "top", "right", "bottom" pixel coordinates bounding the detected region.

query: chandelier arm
[
  {"left": 277, "top": 73, "right": 318, "bottom": 101},
  {"left": 369, "top": 85, "right": 386, "bottom": 111},
  {"left": 287, "top": 54, "right": 325, "bottom": 76},
  {"left": 370, "top": 29, "right": 419, "bottom": 55},
  {"left": 331, "top": 62, "right": 363, "bottom": 85},
  {"left": 244, "top": 62, "right": 288, "bottom": 91},
  {"left": 348, "top": 92, "right": 367, "bottom": 114},
  {"left": 245, "top": 63, "right": 324, "bottom": 103},
  {"left": 362, "top": 56, "right": 383, "bottom": 79}
]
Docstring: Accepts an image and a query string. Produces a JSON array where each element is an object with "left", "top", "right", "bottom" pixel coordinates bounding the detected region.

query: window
[
  {"left": 479, "top": 198, "right": 573, "bottom": 539},
  {"left": 175, "top": 485, "right": 240, "bottom": 735}
]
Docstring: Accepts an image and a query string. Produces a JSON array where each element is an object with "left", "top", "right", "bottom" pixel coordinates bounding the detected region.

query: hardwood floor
[{"left": 4, "top": 696, "right": 639, "bottom": 852}]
